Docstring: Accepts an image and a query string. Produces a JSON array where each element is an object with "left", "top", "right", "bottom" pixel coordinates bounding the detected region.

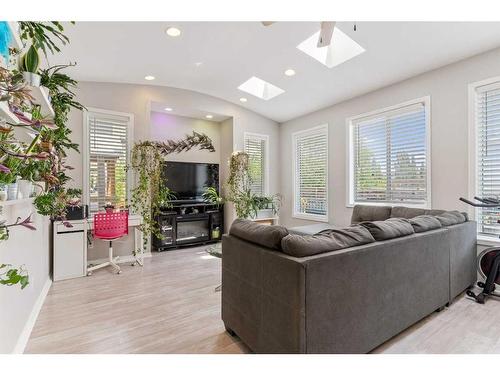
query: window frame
[
  {"left": 243, "top": 131, "right": 269, "bottom": 196},
  {"left": 346, "top": 96, "right": 432, "bottom": 209},
  {"left": 468, "top": 77, "right": 500, "bottom": 244},
  {"left": 83, "top": 107, "right": 134, "bottom": 216},
  {"left": 292, "top": 124, "right": 329, "bottom": 222}
]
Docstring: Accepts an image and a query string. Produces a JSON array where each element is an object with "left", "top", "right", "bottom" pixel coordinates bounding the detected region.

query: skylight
[
  {"left": 297, "top": 28, "right": 365, "bottom": 68},
  {"left": 238, "top": 76, "right": 285, "bottom": 101}
]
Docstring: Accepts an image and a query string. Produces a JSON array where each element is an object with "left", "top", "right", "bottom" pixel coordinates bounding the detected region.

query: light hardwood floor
[{"left": 26, "top": 246, "right": 500, "bottom": 354}]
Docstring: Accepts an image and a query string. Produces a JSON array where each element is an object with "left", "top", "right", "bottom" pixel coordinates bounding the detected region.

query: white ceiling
[{"left": 51, "top": 22, "right": 500, "bottom": 122}]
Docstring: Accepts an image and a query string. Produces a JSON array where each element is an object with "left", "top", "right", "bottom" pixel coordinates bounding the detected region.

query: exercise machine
[{"left": 459, "top": 196, "right": 500, "bottom": 304}]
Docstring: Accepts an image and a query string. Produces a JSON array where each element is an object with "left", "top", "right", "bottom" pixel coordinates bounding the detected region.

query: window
[
  {"left": 244, "top": 133, "right": 268, "bottom": 196},
  {"left": 83, "top": 108, "right": 133, "bottom": 214},
  {"left": 293, "top": 125, "right": 328, "bottom": 221},
  {"left": 471, "top": 79, "right": 500, "bottom": 238},
  {"left": 348, "top": 97, "right": 431, "bottom": 207}
]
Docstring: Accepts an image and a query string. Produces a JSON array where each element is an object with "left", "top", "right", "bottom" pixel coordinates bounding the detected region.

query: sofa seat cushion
[
  {"left": 288, "top": 223, "right": 336, "bottom": 236},
  {"left": 409, "top": 215, "right": 442, "bottom": 233},
  {"left": 434, "top": 211, "right": 467, "bottom": 226},
  {"left": 229, "top": 219, "right": 289, "bottom": 250},
  {"left": 351, "top": 205, "right": 392, "bottom": 224},
  {"left": 390, "top": 206, "right": 446, "bottom": 219},
  {"left": 359, "top": 218, "right": 415, "bottom": 241},
  {"left": 281, "top": 225, "right": 375, "bottom": 257}
]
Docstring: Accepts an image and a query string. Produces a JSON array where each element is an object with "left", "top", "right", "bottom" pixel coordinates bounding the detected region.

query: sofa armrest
[{"left": 221, "top": 234, "right": 306, "bottom": 353}]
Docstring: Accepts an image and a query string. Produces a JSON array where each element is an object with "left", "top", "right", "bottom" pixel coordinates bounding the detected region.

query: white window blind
[
  {"left": 86, "top": 110, "right": 131, "bottom": 214},
  {"left": 293, "top": 126, "right": 328, "bottom": 219},
  {"left": 476, "top": 83, "right": 500, "bottom": 237},
  {"left": 350, "top": 100, "right": 429, "bottom": 206},
  {"left": 244, "top": 133, "right": 267, "bottom": 196}
]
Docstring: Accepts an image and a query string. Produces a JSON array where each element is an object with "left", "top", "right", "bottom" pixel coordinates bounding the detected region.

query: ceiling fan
[{"left": 262, "top": 21, "right": 336, "bottom": 47}]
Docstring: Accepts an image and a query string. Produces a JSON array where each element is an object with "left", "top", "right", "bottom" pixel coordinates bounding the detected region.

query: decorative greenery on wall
[{"left": 130, "top": 131, "right": 216, "bottom": 253}]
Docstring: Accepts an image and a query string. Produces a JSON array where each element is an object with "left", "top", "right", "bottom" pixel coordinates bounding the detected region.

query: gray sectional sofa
[{"left": 221, "top": 205, "right": 477, "bottom": 354}]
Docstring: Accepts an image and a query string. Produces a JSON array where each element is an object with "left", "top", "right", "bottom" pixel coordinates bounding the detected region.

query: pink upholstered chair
[{"left": 87, "top": 211, "right": 128, "bottom": 275}]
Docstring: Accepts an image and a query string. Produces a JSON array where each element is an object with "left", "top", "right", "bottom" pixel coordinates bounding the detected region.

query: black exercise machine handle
[{"left": 459, "top": 197, "right": 500, "bottom": 208}]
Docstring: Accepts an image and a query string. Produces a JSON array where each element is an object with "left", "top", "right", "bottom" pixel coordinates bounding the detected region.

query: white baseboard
[
  {"left": 87, "top": 252, "right": 152, "bottom": 266},
  {"left": 13, "top": 277, "right": 52, "bottom": 354}
]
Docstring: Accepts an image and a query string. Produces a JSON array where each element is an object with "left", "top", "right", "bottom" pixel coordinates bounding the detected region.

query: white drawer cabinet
[{"left": 53, "top": 222, "right": 87, "bottom": 281}]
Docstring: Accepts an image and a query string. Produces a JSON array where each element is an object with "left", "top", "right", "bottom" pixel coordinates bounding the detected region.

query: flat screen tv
[{"left": 162, "top": 161, "right": 219, "bottom": 201}]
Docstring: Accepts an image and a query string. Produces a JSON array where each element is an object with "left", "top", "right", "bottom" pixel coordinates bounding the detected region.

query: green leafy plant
[
  {"left": 202, "top": 186, "right": 223, "bottom": 207},
  {"left": 0, "top": 264, "right": 29, "bottom": 289},
  {"left": 19, "top": 45, "right": 39, "bottom": 73},
  {"left": 158, "top": 184, "right": 176, "bottom": 208},
  {"left": 19, "top": 22, "right": 72, "bottom": 57},
  {"left": 33, "top": 188, "right": 81, "bottom": 222}
]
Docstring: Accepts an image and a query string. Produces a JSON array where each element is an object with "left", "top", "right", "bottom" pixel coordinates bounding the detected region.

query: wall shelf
[
  {"left": 0, "top": 102, "right": 21, "bottom": 125},
  {"left": 30, "top": 86, "right": 55, "bottom": 118},
  {"left": 0, "top": 198, "right": 34, "bottom": 207}
]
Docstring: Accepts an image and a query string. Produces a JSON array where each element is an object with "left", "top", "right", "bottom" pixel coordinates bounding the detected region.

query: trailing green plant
[
  {"left": 202, "top": 186, "right": 223, "bottom": 207},
  {"left": 226, "top": 151, "right": 252, "bottom": 218},
  {"left": 19, "top": 22, "right": 72, "bottom": 57},
  {"left": 130, "top": 132, "right": 216, "bottom": 253}
]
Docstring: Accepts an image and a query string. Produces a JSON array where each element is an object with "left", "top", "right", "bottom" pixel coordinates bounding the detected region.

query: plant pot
[
  {"left": 40, "top": 140, "right": 53, "bottom": 152},
  {"left": 7, "top": 182, "right": 18, "bottom": 200},
  {"left": 18, "top": 180, "right": 33, "bottom": 199},
  {"left": 256, "top": 208, "right": 274, "bottom": 219},
  {"left": 22, "top": 71, "right": 41, "bottom": 87},
  {"left": 0, "top": 184, "right": 7, "bottom": 201}
]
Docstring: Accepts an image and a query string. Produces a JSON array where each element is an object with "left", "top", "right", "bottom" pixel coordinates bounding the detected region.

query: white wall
[
  {"left": 0, "top": 203, "right": 51, "bottom": 353},
  {"left": 279, "top": 47, "right": 500, "bottom": 228}
]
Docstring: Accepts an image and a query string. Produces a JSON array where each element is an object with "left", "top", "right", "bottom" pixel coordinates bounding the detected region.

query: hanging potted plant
[
  {"left": 19, "top": 45, "right": 41, "bottom": 87},
  {"left": 2, "top": 156, "right": 20, "bottom": 200}
]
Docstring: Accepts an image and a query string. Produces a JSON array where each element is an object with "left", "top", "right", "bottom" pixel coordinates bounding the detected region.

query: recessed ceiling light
[
  {"left": 297, "top": 28, "right": 365, "bottom": 68},
  {"left": 144, "top": 75, "right": 155, "bottom": 81},
  {"left": 239, "top": 97, "right": 247, "bottom": 103},
  {"left": 166, "top": 27, "right": 181, "bottom": 37},
  {"left": 194, "top": 62, "right": 203, "bottom": 67},
  {"left": 284, "top": 69, "right": 296, "bottom": 77},
  {"left": 205, "top": 114, "right": 213, "bottom": 119},
  {"left": 164, "top": 107, "right": 173, "bottom": 111},
  {"left": 238, "top": 76, "right": 285, "bottom": 101}
]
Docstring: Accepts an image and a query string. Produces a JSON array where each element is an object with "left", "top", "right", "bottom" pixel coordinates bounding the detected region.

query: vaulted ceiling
[{"left": 52, "top": 22, "right": 500, "bottom": 122}]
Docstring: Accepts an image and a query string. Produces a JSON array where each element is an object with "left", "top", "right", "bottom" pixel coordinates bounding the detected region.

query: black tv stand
[{"left": 152, "top": 201, "right": 224, "bottom": 252}]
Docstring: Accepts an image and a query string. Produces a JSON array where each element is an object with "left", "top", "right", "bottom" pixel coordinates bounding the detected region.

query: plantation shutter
[
  {"left": 87, "top": 111, "right": 130, "bottom": 214},
  {"left": 476, "top": 84, "right": 500, "bottom": 237},
  {"left": 294, "top": 126, "right": 328, "bottom": 218},
  {"left": 352, "top": 102, "right": 428, "bottom": 205},
  {"left": 244, "top": 134, "right": 266, "bottom": 196}
]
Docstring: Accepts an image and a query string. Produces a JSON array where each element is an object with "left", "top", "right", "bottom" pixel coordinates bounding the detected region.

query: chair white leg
[
  {"left": 87, "top": 240, "right": 121, "bottom": 275},
  {"left": 109, "top": 241, "right": 121, "bottom": 274}
]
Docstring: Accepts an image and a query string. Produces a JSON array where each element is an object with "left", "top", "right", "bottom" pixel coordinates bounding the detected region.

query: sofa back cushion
[
  {"left": 351, "top": 205, "right": 392, "bottom": 224},
  {"left": 359, "top": 218, "right": 415, "bottom": 241},
  {"left": 229, "top": 219, "right": 289, "bottom": 250},
  {"left": 434, "top": 211, "right": 466, "bottom": 226},
  {"left": 281, "top": 225, "right": 375, "bottom": 257},
  {"left": 390, "top": 206, "right": 446, "bottom": 219},
  {"left": 409, "top": 215, "right": 442, "bottom": 233}
]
